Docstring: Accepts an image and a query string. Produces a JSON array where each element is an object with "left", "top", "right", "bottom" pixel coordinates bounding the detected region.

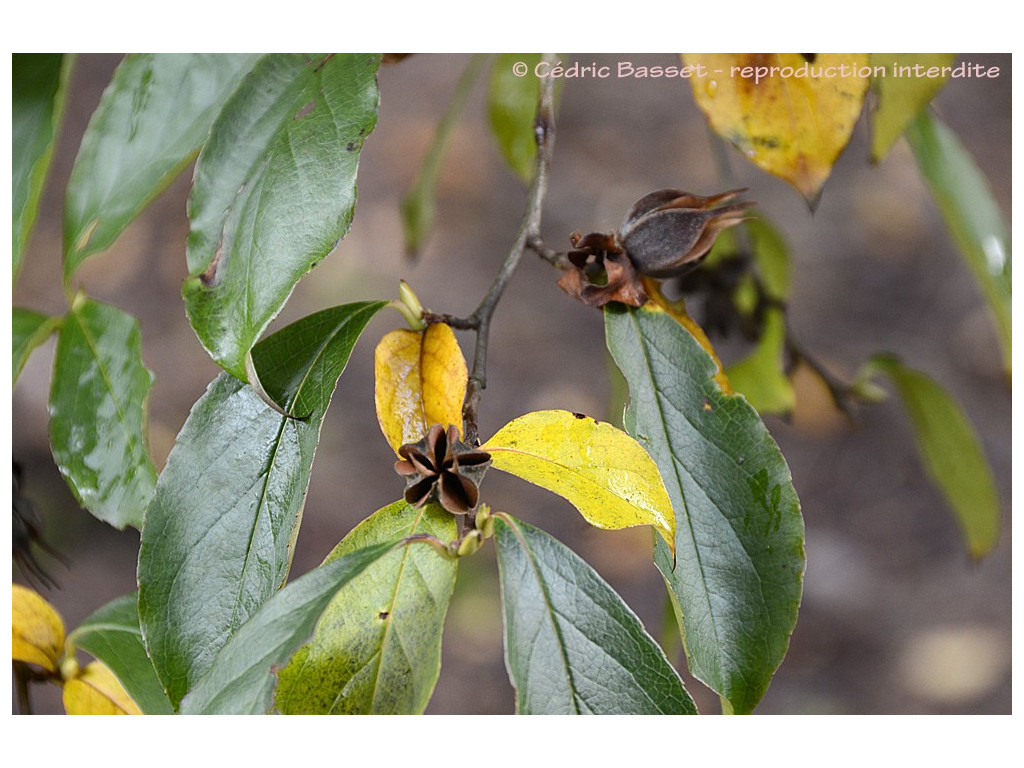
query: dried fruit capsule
[
  {"left": 557, "top": 188, "right": 752, "bottom": 307},
  {"left": 618, "top": 188, "right": 751, "bottom": 278}
]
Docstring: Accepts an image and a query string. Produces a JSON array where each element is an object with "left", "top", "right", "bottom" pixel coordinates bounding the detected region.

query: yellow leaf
[
  {"left": 482, "top": 410, "right": 675, "bottom": 551},
  {"left": 374, "top": 323, "right": 468, "bottom": 455},
  {"left": 869, "top": 53, "right": 957, "bottom": 162},
  {"left": 643, "top": 278, "right": 733, "bottom": 395},
  {"left": 685, "top": 53, "right": 870, "bottom": 203},
  {"left": 63, "top": 661, "right": 142, "bottom": 715},
  {"left": 12, "top": 584, "right": 65, "bottom": 673}
]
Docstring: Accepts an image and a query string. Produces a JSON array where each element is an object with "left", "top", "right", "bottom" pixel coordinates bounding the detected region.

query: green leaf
[
  {"left": 13, "top": 307, "right": 60, "bottom": 386},
  {"left": 905, "top": 110, "right": 1011, "bottom": 375},
  {"left": 66, "top": 593, "right": 174, "bottom": 715},
  {"left": 482, "top": 410, "right": 675, "bottom": 550},
  {"left": 13, "top": 53, "right": 73, "bottom": 281},
  {"left": 63, "top": 54, "right": 261, "bottom": 284},
  {"left": 493, "top": 514, "right": 696, "bottom": 714},
  {"left": 487, "top": 53, "right": 543, "bottom": 182},
  {"left": 725, "top": 308, "right": 795, "bottom": 416},
  {"left": 605, "top": 304, "right": 804, "bottom": 714},
  {"left": 864, "top": 354, "right": 1001, "bottom": 559},
  {"left": 180, "top": 541, "right": 399, "bottom": 714},
  {"left": 49, "top": 297, "right": 156, "bottom": 530},
  {"left": 869, "top": 53, "right": 956, "bottom": 162},
  {"left": 138, "top": 301, "right": 385, "bottom": 708},
  {"left": 400, "top": 54, "right": 486, "bottom": 257},
  {"left": 746, "top": 216, "right": 792, "bottom": 302},
  {"left": 183, "top": 53, "right": 381, "bottom": 378},
  {"left": 275, "top": 500, "right": 457, "bottom": 714}
]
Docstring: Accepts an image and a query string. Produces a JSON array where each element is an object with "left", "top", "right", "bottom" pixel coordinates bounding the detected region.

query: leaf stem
[{"left": 783, "top": 319, "right": 858, "bottom": 421}]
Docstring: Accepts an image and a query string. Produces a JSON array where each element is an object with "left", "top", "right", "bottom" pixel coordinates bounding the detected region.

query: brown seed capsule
[
  {"left": 618, "top": 188, "right": 752, "bottom": 278},
  {"left": 395, "top": 424, "right": 491, "bottom": 515},
  {"left": 556, "top": 188, "right": 752, "bottom": 307}
]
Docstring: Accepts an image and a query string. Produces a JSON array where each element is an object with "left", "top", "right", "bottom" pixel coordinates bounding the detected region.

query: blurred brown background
[{"left": 12, "top": 53, "right": 1011, "bottom": 714}]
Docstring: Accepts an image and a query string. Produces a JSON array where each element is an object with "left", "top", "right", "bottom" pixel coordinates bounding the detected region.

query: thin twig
[
  {"left": 458, "top": 53, "right": 559, "bottom": 444},
  {"left": 526, "top": 233, "right": 569, "bottom": 268}
]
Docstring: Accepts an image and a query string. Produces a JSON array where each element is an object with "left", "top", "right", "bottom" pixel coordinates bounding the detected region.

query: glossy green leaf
[
  {"left": 63, "top": 54, "right": 261, "bottom": 284},
  {"left": 494, "top": 514, "right": 696, "bottom": 714},
  {"left": 13, "top": 308, "right": 60, "bottom": 386},
  {"left": 400, "top": 54, "right": 486, "bottom": 257},
  {"left": 865, "top": 354, "right": 1001, "bottom": 559},
  {"left": 66, "top": 593, "right": 174, "bottom": 715},
  {"left": 487, "top": 53, "right": 542, "bottom": 182},
  {"left": 906, "top": 110, "right": 1011, "bottom": 375},
  {"left": 483, "top": 410, "right": 675, "bottom": 550},
  {"left": 725, "top": 308, "right": 795, "bottom": 416},
  {"left": 138, "top": 301, "right": 385, "bottom": 708},
  {"left": 869, "top": 53, "right": 956, "bottom": 162},
  {"left": 180, "top": 541, "right": 399, "bottom": 714},
  {"left": 250, "top": 300, "right": 388, "bottom": 417},
  {"left": 49, "top": 297, "right": 156, "bottom": 530},
  {"left": 183, "top": 53, "right": 381, "bottom": 378},
  {"left": 605, "top": 304, "right": 804, "bottom": 714},
  {"left": 275, "top": 500, "right": 457, "bottom": 714},
  {"left": 13, "top": 53, "right": 73, "bottom": 281}
]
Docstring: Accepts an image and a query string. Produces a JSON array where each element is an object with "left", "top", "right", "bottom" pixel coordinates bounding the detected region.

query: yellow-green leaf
[
  {"left": 12, "top": 584, "right": 65, "bottom": 673},
  {"left": 869, "top": 53, "right": 956, "bottom": 162},
  {"left": 865, "top": 353, "right": 1001, "bottom": 559},
  {"left": 685, "top": 53, "right": 870, "bottom": 204},
  {"left": 726, "top": 308, "right": 795, "bottom": 416},
  {"left": 63, "top": 661, "right": 142, "bottom": 715},
  {"left": 482, "top": 410, "right": 675, "bottom": 550},
  {"left": 374, "top": 323, "right": 467, "bottom": 454}
]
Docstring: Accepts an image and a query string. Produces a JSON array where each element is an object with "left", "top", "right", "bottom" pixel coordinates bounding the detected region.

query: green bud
[
  {"left": 475, "top": 507, "right": 495, "bottom": 539},
  {"left": 456, "top": 530, "right": 483, "bottom": 558},
  {"left": 396, "top": 280, "right": 427, "bottom": 331}
]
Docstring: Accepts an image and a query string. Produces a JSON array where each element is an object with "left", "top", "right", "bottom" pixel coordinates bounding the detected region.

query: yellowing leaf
[
  {"left": 482, "top": 410, "right": 675, "bottom": 551},
  {"left": 643, "top": 279, "right": 732, "bottom": 395},
  {"left": 12, "top": 584, "right": 65, "bottom": 673},
  {"left": 374, "top": 323, "right": 468, "bottom": 455},
  {"left": 63, "top": 661, "right": 142, "bottom": 715},
  {"left": 685, "top": 53, "right": 870, "bottom": 203},
  {"left": 869, "top": 53, "right": 956, "bottom": 162}
]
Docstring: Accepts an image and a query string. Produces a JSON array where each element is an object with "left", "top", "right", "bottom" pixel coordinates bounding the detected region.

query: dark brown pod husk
[
  {"left": 556, "top": 188, "right": 752, "bottom": 307},
  {"left": 395, "top": 424, "right": 491, "bottom": 515},
  {"left": 618, "top": 188, "right": 752, "bottom": 278}
]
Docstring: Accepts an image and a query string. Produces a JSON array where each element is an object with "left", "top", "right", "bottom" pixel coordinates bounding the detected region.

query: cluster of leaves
[
  {"left": 679, "top": 53, "right": 1006, "bottom": 559},
  {"left": 11, "top": 52, "right": 1007, "bottom": 715}
]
